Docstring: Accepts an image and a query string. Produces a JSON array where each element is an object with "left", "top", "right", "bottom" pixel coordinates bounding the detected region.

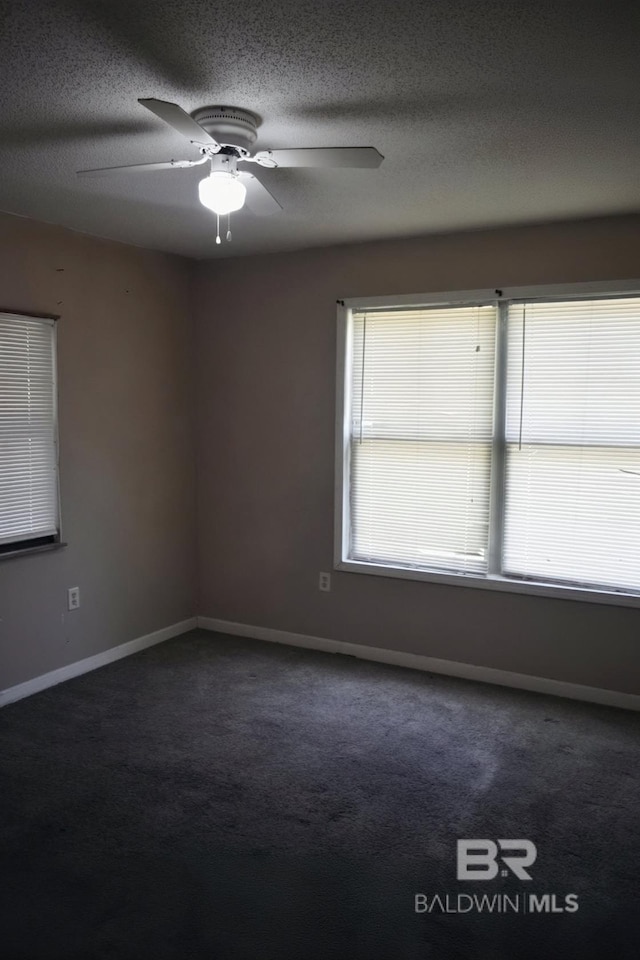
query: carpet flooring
[{"left": 1, "top": 629, "right": 639, "bottom": 959}]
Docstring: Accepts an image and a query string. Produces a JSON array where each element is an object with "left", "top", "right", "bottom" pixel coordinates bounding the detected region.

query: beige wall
[
  {"left": 195, "top": 215, "right": 640, "bottom": 696},
  {"left": 0, "top": 213, "right": 196, "bottom": 689},
  {"left": 2, "top": 212, "right": 639, "bottom": 697}
]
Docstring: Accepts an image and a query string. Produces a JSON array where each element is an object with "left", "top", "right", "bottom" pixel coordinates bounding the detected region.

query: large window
[
  {"left": 0, "top": 312, "right": 60, "bottom": 555},
  {"left": 336, "top": 283, "right": 640, "bottom": 604}
]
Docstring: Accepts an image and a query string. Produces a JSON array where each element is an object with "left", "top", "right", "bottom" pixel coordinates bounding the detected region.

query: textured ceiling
[{"left": 0, "top": 0, "right": 639, "bottom": 259}]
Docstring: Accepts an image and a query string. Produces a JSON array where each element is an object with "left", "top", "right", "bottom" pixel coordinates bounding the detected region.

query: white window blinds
[
  {"left": 503, "top": 297, "right": 640, "bottom": 593},
  {"left": 349, "top": 305, "right": 497, "bottom": 573},
  {"left": 0, "top": 313, "right": 59, "bottom": 547}
]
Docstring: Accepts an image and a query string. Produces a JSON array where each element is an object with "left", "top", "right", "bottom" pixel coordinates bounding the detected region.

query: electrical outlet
[
  {"left": 319, "top": 572, "right": 331, "bottom": 592},
  {"left": 67, "top": 587, "right": 80, "bottom": 611}
]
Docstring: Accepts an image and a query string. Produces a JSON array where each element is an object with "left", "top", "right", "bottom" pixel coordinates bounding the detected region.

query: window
[
  {"left": 0, "top": 312, "right": 60, "bottom": 555},
  {"left": 336, "top": 283, "right": 640, "bottom": 605}
]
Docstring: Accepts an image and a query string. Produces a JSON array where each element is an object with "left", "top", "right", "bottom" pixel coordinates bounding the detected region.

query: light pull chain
[
  {"left": 215, "top": 213, "right": 221, "bottom": 245},
  {"left": 226, "top": 213, "right": 232, "bottom": 242}
]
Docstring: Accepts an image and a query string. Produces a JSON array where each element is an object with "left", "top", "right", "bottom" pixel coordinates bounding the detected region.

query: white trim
[
  {"left": 335, "top": 558, "right": 640, "bottom": 609},
  {"left": 197, "top": 616, "right": 640, "bottom": 712},
  {"left": 0, "top": 617, "right": 197, "bottom": 708},
  {"left": 334, "top": 302, "right": 351, "bottom": 568},
  {"left": 342, "top": 280, "right": 640, "bottom": 310},
  {"left": 51, "top": 315, "right": 63, "bottom": 544}
]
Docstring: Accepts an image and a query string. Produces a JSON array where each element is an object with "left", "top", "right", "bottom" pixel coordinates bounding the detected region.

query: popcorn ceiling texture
[{"left": 0, "top": 0, "right": 638, "bottom": 258}]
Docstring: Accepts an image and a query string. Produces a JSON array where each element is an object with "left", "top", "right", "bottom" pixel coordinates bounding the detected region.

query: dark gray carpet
[{"left": 1, "top": 629, "right": 639, "bottom": 960}]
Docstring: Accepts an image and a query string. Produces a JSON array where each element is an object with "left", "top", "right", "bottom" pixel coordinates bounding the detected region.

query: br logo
[{"left": 457, "top": 839, "right": 537, "bottom": 881}]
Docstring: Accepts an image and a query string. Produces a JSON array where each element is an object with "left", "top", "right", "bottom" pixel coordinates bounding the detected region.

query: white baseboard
[
  {"left": 197, "top": 616, "right": 640, "bottom": 712},
  {"left": 0, "top": 617, "right": 197, "bottom": 708},
  {"left": 5, "top": 614, "right": 638, "bottom": 713}
]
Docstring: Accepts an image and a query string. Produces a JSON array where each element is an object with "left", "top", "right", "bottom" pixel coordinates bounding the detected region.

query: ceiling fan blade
[
  {"left": 138, "top": 98, "right": 220, "bottom": 147},
  {"left": 239, "top": 172, "right": 282, "bottom": 215},
  {"left": 77, "top": 158, "right": 208, "bottom": 177},
  {"left": 253, "top": 147, "right": 384, "bottom": 169}
]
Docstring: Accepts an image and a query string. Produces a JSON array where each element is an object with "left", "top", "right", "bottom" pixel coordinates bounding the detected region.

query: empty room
[{"left": 1, "top": 1, "right": 639, "bottom": 958}]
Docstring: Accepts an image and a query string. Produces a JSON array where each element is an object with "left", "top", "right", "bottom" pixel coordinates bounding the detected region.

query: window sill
[
  {"left": 0, "top": 541, "right": 67, "bottom": 562},
  {"left": 335, "top": 558, "right": 640, "bottom": 610}
]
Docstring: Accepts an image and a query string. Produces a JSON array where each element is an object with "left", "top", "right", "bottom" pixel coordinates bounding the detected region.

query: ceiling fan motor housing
[{"left": 192, "top": 106, "right": 259, "bottom": 152}]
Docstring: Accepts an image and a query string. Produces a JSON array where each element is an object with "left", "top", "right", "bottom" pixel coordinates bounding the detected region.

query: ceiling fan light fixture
[{"left": 198, "top": 171, "right": 247, "bottom": 215}]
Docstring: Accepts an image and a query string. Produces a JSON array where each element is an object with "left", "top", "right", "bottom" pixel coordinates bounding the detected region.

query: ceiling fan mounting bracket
[{"left": 191, "top": 106, "right": 260, "bottom": 153}]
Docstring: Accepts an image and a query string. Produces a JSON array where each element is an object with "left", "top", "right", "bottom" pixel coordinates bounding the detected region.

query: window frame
[
  {"left": 334, "top": 280, "right": 640, "bottom": 609},
  {"left": 0, "top": 309, "right": 63, "bottom": 560}
]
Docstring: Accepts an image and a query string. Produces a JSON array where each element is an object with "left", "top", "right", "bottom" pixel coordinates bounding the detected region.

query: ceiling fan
[{"left": 77, "top": 99, "right": 384, "bottom": 244}]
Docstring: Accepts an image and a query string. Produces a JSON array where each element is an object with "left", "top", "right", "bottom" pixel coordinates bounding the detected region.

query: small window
[
  {"left": 0, "top": 312, "right": 60, "bottom": 555},
  {"left": 336, "top": 284, "right": 640, "bottom": 605}
]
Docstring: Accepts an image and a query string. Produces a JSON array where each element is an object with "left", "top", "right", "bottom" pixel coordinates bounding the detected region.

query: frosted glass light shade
[{"left": 198, "top": 172, "right": 247, "bottom": 215}]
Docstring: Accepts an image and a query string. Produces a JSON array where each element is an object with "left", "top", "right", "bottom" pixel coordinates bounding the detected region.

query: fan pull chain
[
  {"left": 216, "top": 214, "right": 221, "bottom": 245},
  {"left": 226, "top": 213, "right": 232, "bottom": 242}
]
